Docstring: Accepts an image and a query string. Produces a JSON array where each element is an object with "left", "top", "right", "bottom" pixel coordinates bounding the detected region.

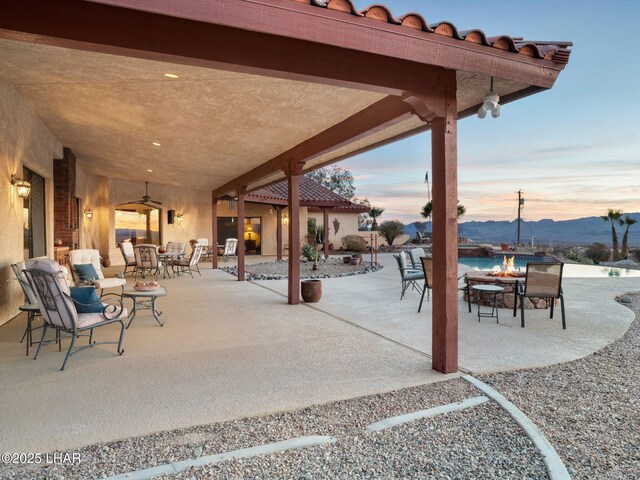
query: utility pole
[{"left": 516, "top": 189, "right": 524, "bottom": 247}]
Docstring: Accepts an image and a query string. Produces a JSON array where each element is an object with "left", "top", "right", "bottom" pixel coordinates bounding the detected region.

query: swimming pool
[{"left": 459, "top": 256, "right": 640, "bottom": 278}]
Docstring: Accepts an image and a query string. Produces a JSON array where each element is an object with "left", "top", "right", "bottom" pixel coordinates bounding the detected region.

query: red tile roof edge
[{"left": 290, "top": 0, "right": 571, "bottom": 65}]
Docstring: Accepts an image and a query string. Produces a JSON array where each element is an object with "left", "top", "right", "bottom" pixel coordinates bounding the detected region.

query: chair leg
[
  {"left": 560, "top": 295, "right": 566, "bottom": 329},
  {"left": 520, "top": 294, "right": 525, "bottom": 328},
  {"left": 116, "top": 320, "right": 125, "bottom": 355},
  {"left": 60, "top": 333, "right": 76, "bottom": 371},
  {"left": 400, "top": 280, "right": 408, "bottom": 300},
  {"left": 34, "top": 323, "right": 48, "bottom": 359},
  {"left": 418, "top": 282, "right": 427, "bottom": 313},
  {"left": 550, "top": 298, "right": 555, "bottom": 319}
]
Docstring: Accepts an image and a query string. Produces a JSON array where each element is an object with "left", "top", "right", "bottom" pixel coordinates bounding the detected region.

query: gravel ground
[
  {"left": 220, "top": 258, "right": 382, "bottom": 280},
  {"left": 0, "top": 379, "right": 546, "bottom": 479},
  {"left": 479, "top": 293, "right": 640, "bottom": 479}
]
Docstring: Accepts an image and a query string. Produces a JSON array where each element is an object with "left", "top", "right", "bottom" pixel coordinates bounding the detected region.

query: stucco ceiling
[{"left": 0, "top": 38, "right": 531, "bottom": 191}]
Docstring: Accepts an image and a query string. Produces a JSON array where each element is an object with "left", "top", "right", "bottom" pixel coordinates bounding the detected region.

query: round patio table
[
  {"left": 472, "top": 284, "right": 504, "bottom": 323},
  {"left": 123, "top": 286, "right": 167, "bottom": 328}
]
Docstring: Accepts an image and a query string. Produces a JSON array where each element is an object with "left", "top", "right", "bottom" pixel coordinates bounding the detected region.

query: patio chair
[
  {"left": 165, "top": 242, "right": 186, "bottom": 257},
  {"left": 393, "top": 251, "right": 423, "bottom": 300},
  {"left": 409, "top": 247, "right": 427, "bottom": 269},
  {"left": 24, "top": 258, "right": 127, "bottom": 371},
  {"left": 117, "top": 241, "right": 136, "bottom": 276},
  {"left": 68, "top": 249, "right": 126, "bottom": 294},
  {"left": 170, "top": 244, "right": 203, "bottom": 277},
  {"left": 11, "top": 262, "right": 46, "bottom": 356},
  {"left": 222, "top": 238, "right": 238, "bottom": 261},
  {"left": 195, "top": 238, "right": 213, "bottom": 261},
  {"left": 513, "top": 262, "right": 566, "bottom": 329},
  {"left": 133, "top": 244, "right": 160, "bottom": 279},
  {"left": 417, "top": 256, "right": 432, "bottom": 312}
]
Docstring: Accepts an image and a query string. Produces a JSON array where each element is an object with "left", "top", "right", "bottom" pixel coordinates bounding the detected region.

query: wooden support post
[
  {"left": 322, "top": 208, "right": 330, "bottom": 259},
  {"left": 287, "top": 168, "right": 302, "bottom": 304},
  {"left": 236, "top": 187, "right": 246, "bottom": 281},
  {"left": 276, "top": 206, "right": 283, "bottom": 261},
  {"left": 430, "top": 77, "right": 458, "bottom": 374},
  {"left": 211, "top": 197, "right": 218, "bottom": 269}
]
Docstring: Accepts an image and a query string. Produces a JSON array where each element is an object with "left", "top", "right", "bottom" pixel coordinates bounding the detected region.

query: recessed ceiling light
[
  {"left": 147, "top": 169, "right": 153, "bottom": 172},
  {"left": 164, "top": 73, "right": 179, "bottom": 79},
  {"left": 152, "top": 142, "right": 161, "bottom": 146}
]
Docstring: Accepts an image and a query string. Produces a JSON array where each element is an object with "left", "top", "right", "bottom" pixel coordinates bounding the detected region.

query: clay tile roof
[{"left": 294, "top": 0, "right": 572, "bottom": 65}]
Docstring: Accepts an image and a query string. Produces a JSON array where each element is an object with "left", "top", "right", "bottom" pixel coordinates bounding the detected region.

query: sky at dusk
[{"left": 343, "top": 0, "right": 640, "bottom": 224}]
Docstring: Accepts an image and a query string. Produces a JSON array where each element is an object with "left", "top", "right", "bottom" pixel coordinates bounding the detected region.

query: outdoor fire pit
[{"left": 464, "top": 256, "right": 555, "bottom": 310}]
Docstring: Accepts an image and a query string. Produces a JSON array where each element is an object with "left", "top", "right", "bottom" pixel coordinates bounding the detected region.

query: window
[{"left": 23, "top": 167, "right": 46, "bottom": 260}]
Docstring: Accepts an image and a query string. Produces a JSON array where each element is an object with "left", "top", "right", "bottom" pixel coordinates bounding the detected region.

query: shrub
[
  {"left": 379, "top": 220, "right": 405, "bottom": 246},
  {"left": 307, "top": 218, "right": 317, "bottom": 236},
  {"left": 301, "top": 243, "right": 320, "bottom": 261},
  {"left": 585, "top": 243, "right": 611, "bottom": 264},
  {"left": 565, "top": 248, "right": 593, "bottom": 265},
  {"left": 343, "top": 235, "right": 367, "bottom": 252}
]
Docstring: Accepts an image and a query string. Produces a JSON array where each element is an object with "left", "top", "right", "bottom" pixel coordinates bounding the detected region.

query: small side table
[
  {"left": 123, "top": 286, "right": 167, "bottom": 328},
  {"left": 472, "top": 285, "right": 504, "bottom": 323}
]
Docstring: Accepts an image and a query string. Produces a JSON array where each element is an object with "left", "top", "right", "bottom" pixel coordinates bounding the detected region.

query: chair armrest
[{"left": 66, "top": 292, "right": 126, "bottom": 320}]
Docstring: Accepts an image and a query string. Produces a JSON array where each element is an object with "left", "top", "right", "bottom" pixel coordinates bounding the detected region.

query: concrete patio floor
[{"left": 0, "top": 253, "right": 635, "bottom": 454}]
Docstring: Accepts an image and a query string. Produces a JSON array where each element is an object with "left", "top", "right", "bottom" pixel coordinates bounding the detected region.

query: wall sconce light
[
  {"left": 477, "top": 77, "right": 501, "bottom": 119},
  {"left": 283, "top": 214, "right": 289, "bottom": 225},
  {"left": 175, "top": 212, "right": 184, "bottom": 224},
  {"left": 10, "top": 174, "right": 31, "bottom": 198},
  {"left": 84, "top": 208, "right": 93, "bottom": 219}
]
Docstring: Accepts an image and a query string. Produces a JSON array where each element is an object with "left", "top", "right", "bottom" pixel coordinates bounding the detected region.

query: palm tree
[
  {"left": 621, "top": 215, "right": 637, "bottom": 260},
  {"left": 368, "top": 207, "right": 384, "bottom": 230},
  {"left": 421, "top": 201, "right": 466, "bottom": 219},
  {"left": 600, "top": 209, "right": 623, "bottom": 260}
]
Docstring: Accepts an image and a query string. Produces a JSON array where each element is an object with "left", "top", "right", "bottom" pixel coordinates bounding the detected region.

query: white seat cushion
[
  {"left": 93, "top": 277, "right": 126, "bottom": 289},
  {"left": 77, "top": 307, "right": 128, "bottom": 329}
]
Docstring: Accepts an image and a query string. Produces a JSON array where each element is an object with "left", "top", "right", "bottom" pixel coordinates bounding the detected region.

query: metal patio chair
[
  {"left": 133, "top": 244, "right": 160, "bottom": 279},
  {"left": 165, "top": 242, "right": 186, "bottom": 257},
  {"left": 11, "top": 262, "right": 51, "bottom": 356},
  {"left": 170, "top": 244, "right": 204, "bottom": 277},
  {"left": 513, "top": 262, "right": 566, "bottom": 329},
  {"left": 24, "top": 258, "right": 127, "bottom": 371},
  {"left": 68, "top": 249, "right": 126, "bottom": 294},
  {"left": 117, "top": 241, "right": 136, "bottom": 276},
  {"left": 409, "top": 247, "right": 427, "bottom": 269},
  {"left": 393, "top": 251, "right": 423, "bottom": 300},
  {"left": 222, "top": 238, "right": 238, "bottom": 262},
  {"left": 416, "top": 257, "right": 472, "bottom": 313}
]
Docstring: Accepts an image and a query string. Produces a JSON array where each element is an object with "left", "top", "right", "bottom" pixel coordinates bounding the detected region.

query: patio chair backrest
[
  {"left": 409, "top": 248, "right": 426, "bottom": 268},
  {"left": 11, "top": 262, "right": 38, "bottom": 305},
  {"left": 393, "top": 252, "right": 411, "bottom": 278},
  {"left": 196, "top": 238, "right": 209, "bottom": 247},
  {"left": 118, "top": 242, "right": 135, "bottom": 265},
  {"left": 420, "top": 256, "right": 433, "bottom": 289},
  {"left": 524, "top": 262, "right": 564, "bottom": 298},
  {"left": 166, "top": 242, "right": 186, "bottom": 256},
  {"left": 223, "top": 238, "right": 238, "bottom": 256},
  {"left": 188, "top": 244, "right": 204, "bottom": 266},
  {"left": 69, "top": 249, "right": 105, "bottom": 280},
  {"left": 134, "top": 244, "right": 159, "bottom": 269},
  {"left": 24, "top": 258, "right": 78, "bottom": 331}
]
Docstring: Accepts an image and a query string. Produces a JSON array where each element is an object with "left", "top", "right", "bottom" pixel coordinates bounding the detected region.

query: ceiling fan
[{"left": 126, "top": 181, "right": 163, "bottom": 206}]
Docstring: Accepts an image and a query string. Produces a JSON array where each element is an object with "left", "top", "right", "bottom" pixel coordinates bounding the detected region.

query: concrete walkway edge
[
  {"left": 103, "top": 435, "right": 337, "bottom": 480},
  {"left": 463, "top": 375, "right": 570, "bottom": 480},
  {"left": 366, "top": 396, "right": 489, "bottom": 432}
]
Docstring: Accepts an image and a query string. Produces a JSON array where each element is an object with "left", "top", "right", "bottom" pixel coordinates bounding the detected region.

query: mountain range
[{"left": 403, "top": 213, "right": 640, "bottom": 247}]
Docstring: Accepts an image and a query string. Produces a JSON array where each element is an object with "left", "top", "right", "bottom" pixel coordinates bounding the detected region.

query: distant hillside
[{"left": 403, "top": 213, "right": 640, "bottom": 247}]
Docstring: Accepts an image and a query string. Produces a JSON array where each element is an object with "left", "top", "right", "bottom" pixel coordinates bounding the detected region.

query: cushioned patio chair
[
  {"left": 165, "top": 242, "right": 186, "bottom": 257},
  {"left": 11, "top": 262, "right": 47, "bottom": 356},
  {"left": 133, "top": 244, "right": 160, "bottom": 279},
  {"left": 68, "top": 249, "right": 126, "bottom": 294},
  {"left": 24, "top": 258, "right": 127, "bottom": 371},
  {"left": 117, "top": 241, "right": 136, "bottom": 276},
  {"left": 193, "top": 238, "right": 213, "bottom": 261},
  {"left": 171, "top": 244, "right": 203, "bottom": 277},
  {"left": 513, "top": 262, "right": 566, "bottom": 329},
  {"left": 409, "top": 247, "right": 426, "bottom": 269},
  {"left": 222, "top": 238, "right": 238, "bottom": 262},
  {"left": 393, "top": 251, "right": 423, "bottom": 300}
]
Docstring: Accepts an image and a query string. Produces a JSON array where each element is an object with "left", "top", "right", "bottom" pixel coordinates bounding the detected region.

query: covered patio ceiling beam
[
  {"left": 211, "top": 95, "right": 416, "bottom": 198},
  {"left": 0, "top": 0, "right": 563, "bottom": 96}
]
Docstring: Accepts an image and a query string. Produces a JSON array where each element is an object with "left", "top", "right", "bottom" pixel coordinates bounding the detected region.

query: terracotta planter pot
[
  {"left": 350, "top": 257, "right": 358, "bottom": 265},
  {"left": 301, "top": 279, "right": 322, "bottom": 303},
  {"left": 101, "top": 257, "right": 111, "bottom": 268},
  {"left": 343, "top": 255, "right": 351, "bottom": 264}
]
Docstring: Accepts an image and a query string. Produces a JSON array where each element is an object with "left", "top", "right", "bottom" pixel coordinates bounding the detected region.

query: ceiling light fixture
[
  {"left": 164, "top": 73, "right": 179, "bottom": 79},
  {"left": 477, "top": 77, "right": 501, "bottom": 119},
  {"left": 10, "top": 174, "right": 31, "bottom": 198},
  {"left": 152, "top": 142, "right": 161, "bottom": 147},
  {"left": 147, "top": 169, "right": 153, "bottom": 172}
]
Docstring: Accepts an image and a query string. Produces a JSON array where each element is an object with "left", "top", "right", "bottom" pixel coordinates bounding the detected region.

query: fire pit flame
[{"left": 489, "top": 255, "right": 521, "bottom": 277}]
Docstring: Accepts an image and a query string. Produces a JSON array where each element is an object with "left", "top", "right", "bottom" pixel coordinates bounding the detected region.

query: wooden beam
[
  {"left": 287, "top": 172, "right": 301, "bottom": 305},
  {"left": 211, "top": 197, "right": 219, "bottom": 269},
  {"left": 276, "top": 206, "right": 283, "bottom": 261},
  {"left": 212, "top": 95, "right": 414, "bottom": 197},
  {"left": 236, "top": 187, "right": 246, "bottom": 281},
  {"left": 431, "top": 70, "right": 459, "bottom": 374},
  {"left": 322, "top": 208, "right": 330, "bottom": 259}
]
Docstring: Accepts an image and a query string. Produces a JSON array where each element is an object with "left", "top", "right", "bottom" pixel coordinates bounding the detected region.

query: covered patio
[
  {"left": 0, "top": 255, "right": 634, "bottom": 454},
  {"left": 0, "top": 0, "right": 571, "bottom": 374}
]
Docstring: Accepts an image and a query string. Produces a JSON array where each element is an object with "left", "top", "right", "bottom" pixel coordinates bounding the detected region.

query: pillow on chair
[
  {"left": 70, "top": 287, "right": 103, "bottom": 313},
  {"left": 74, "top": 263, "right": 99, "bottom": 281}
]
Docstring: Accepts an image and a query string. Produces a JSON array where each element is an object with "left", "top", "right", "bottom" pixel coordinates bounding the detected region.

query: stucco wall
[
  {"left": 0, "top": 80, "right": 62, "bottom": 327},
  {"left": 308, "top": 211, "right": 361, "bottom": 248}
]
